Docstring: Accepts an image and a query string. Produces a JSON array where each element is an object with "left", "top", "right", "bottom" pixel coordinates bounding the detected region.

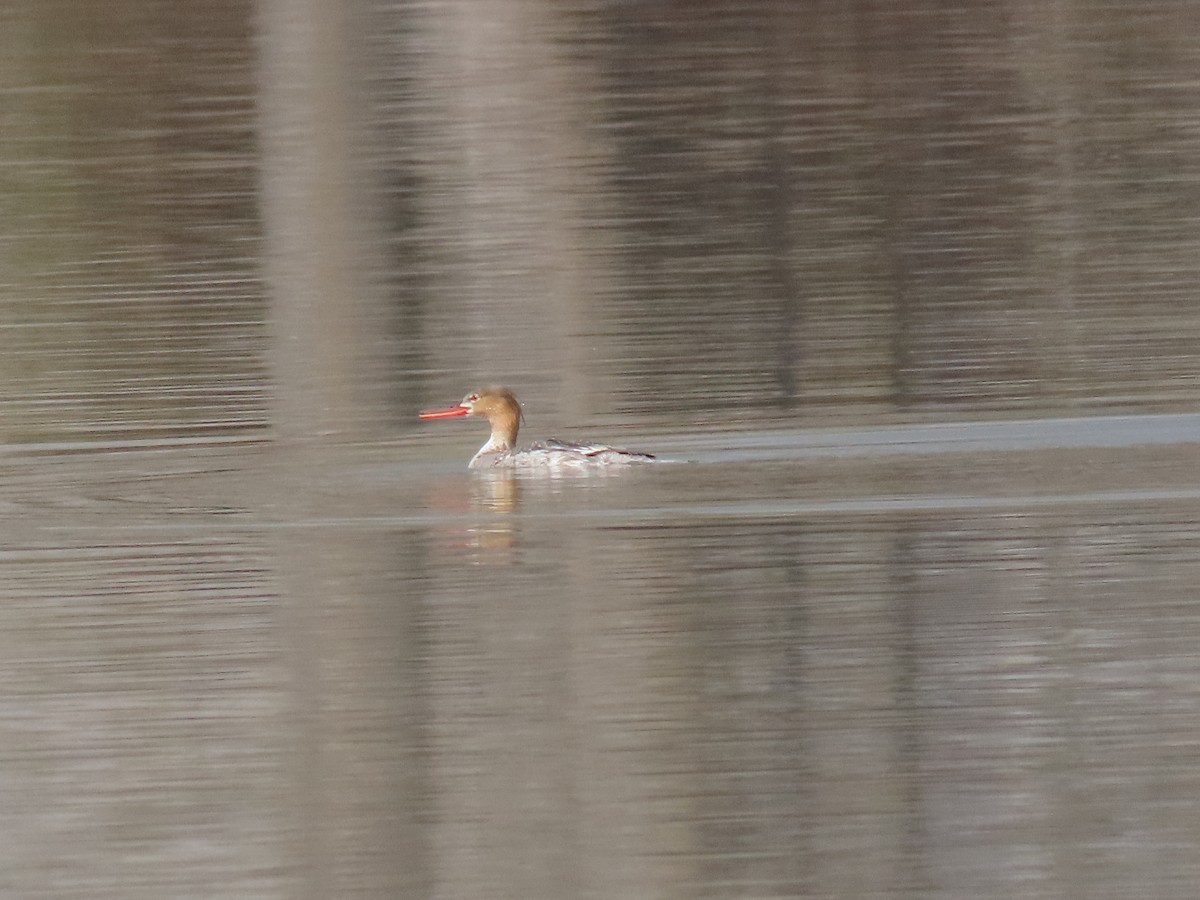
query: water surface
[{"left": 5, "top": 2, "right": 1200, "bottom": 898}]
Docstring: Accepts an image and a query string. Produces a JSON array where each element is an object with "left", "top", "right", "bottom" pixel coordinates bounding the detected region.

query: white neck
[{"left": 469, "top": 433, "right": 513, "bottom": 468}]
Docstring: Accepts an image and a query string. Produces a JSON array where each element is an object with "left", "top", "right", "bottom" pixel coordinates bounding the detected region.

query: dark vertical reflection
[
  {"left": 359, "top": 2, "right": 432, "bottom": 424},
  {"left": 865, "top": 3, "right": 918, "bottom": 413},
  {"left": 763, "top": 6, "right": 799, "bottom": 408},
  {"left": 1020, "top": 0, "right": 1085, "bottom": 405},
  {"left": 892, "top": 528, "right": 931, "bottom": 897}
]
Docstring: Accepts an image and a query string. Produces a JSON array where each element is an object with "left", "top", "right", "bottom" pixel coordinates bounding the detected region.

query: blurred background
[{"left": 4, "top": 1, "right": 1200, "bottom": 897}]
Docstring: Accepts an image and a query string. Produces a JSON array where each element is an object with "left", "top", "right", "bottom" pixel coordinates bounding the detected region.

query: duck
[{"left": 420, "top": 386, "right": 657, "bottom": 471}]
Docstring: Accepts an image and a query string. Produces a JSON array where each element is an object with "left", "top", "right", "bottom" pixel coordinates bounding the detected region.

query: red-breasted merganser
[{"left": 420, "top": 386, "right": 657, "bottom": 471}]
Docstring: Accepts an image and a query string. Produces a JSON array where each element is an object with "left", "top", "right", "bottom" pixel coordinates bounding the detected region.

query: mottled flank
[{"left": 472, "top": 437, "right": 657, "bottom": 471}]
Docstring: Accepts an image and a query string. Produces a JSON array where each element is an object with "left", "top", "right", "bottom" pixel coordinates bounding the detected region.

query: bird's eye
[{"left": 468, "top": 394, "right": 478, "bottom": 402}]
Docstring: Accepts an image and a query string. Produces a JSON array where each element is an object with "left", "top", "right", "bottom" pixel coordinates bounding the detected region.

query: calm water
[{"left": 5, "top": 2, "right": 1200, "bottom": 898}]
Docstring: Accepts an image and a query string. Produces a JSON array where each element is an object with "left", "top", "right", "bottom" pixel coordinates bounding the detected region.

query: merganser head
[{"left": 419, "top": 385, "right": 523, "bottom": 452}]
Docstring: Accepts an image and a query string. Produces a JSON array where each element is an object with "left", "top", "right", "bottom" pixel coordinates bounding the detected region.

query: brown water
[{"left": 5, "top": 2, "right": 1200, "bottom": 898}]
